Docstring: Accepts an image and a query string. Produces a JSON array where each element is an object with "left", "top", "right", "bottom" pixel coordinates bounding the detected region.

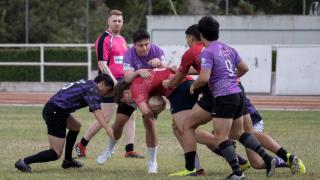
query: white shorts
[{"left": 253, "top": 120, "right": 264, "bottom": 132}]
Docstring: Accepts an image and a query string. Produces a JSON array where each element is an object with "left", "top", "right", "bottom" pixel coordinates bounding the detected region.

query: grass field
[{"left": 0, "top": 106, "right": 319, "bottom": 180}]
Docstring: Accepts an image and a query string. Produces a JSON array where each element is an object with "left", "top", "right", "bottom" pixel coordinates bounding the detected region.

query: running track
[{"left": 0, "top": 92, "right": 320, "bottom": 110}]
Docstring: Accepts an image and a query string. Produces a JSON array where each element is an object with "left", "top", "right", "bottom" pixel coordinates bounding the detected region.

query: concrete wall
[
  {"left": 275, "top": 46, "right": 320, "bottom": 95},
  {"left": 147, "top": 15, "right": 320, "bottom": 45},
  {"left": 162, "top": 45, "right": 272, "bottom": 93}
]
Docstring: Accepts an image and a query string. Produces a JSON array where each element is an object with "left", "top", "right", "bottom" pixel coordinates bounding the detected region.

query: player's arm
[
  {"left": 163, "top": 71, "right": 186, "bottom": 89},
  {"left": 98, "top": 61, "right": 117, "bottom": 84},
  {"left": 93, "top": 109, "right": 114, "bottom": 139},
  {"left": 190, "top": 69, "right": 211, "bottom": 94},
  {"left": 236, "top": 59, "right": 249, "bottom": 78},
  {"left": 124, "top": 69, "right": 151, "bottom": 83}
]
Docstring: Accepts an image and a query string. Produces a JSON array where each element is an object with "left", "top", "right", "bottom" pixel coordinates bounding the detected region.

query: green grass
[{"left": 0, "top": 106, "right": 319, "bottom": 180}]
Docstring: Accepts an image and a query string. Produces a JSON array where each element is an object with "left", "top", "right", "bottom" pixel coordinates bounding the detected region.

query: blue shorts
[{"left": 168, "top": 80, "right": 199, "bottom": 114}]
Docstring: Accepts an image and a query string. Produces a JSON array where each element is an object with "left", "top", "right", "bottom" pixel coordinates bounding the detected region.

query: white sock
[
  {"left": 194, "top": 153, "right": 201, "bottom": 171},
  {"left": 107, "top": 139, "right": 118, "bottom": 152},
  {"left": 148, "top": 147, "right": 157, "bottom": 163}
]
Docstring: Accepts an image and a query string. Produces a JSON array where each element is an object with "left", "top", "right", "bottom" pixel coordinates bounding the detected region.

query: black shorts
[
  {"left": 168, "top": 80, "right": 199, "bottom": 114},
  {"left": 42, "top": 103, "right": 70, "bottom": 138},
  {"left": 239, "top": 83, "right": 249, "bottom": 115},
  {"left": 197, "top": 84, "right": 214, "bottom": 113},
  {"left": 101, "top": 96, "right": 115, "bottom": 103},
  {"left": 117, "top": 103, "right": 136, "bottom": 117},
  {"left": 212, "top": 93, "right": 244, "bottom": 119}
]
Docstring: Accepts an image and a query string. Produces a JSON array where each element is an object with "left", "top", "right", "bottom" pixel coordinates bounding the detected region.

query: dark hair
[
  {"left": 114, "top": 80, "right": 131, "bottom": 104},
  {"left": 197, "top": 16, "right": 219, "bottom": 41},
  {"left": 94, "top": 74, "right": 114, "bottom": 87},
  {"left": 132, "top": 29, "right": 150, "bottom": 43},
  {"left": 185, "top": 24, "right": 201, "bottom": 41}
]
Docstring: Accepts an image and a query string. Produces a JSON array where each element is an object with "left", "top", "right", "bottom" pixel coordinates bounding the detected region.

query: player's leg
[
  {"left": 171, "top": 110, "right": 204, "bottom": 176},
  {"left": 96, "top": 104, "right": 134, "bottom": 164},
  {"left": 75, "top": 102, "right": 115, "bottom": 158},
  {"left": 62, "top": 115, "right": 83, "bottom": 168},
  {"left": 143, "top": 115, "right": 158, "bottom": 173},
  {"left": 15, "top": 103, "right": 65, "bottom": 172},
  {"left": 232, "top": 112, "right": 276, "bottom": 177},
  {"left": 123, "top": 112, "right": 144, "bottom": 158}
]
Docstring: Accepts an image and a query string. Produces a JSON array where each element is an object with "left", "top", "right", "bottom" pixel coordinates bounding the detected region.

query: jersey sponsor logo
[
  {"left": 123, "top": 63, "right": 134, "bottom": 70},
  {"left": 114, "top": 56, "right": 124, "bottom": 64}
]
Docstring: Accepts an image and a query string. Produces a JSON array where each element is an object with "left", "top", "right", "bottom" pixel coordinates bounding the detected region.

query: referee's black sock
[
  {"left": 184, "top": 151, "right": 196, "bottom": 171},
  {"left": 80, "top": 137, "right": 89, "bottom": 147},
  {"left": 24, "top": 149, "right": 59, "bottom": 165},
  {"left": 125, "top": 143, "right": 134, "bottom": 152},
  {"left": 65, "top": 130, "right": 79, "bottom": 161}
]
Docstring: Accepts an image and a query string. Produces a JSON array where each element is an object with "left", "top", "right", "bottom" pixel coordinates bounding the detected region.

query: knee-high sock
[
  {"left": 239, "top": 132, "right": 273, "bottom": 163},
  {"left": 65, "top": 130, "right": 79, "bottom": 161},
  {"left": 24, "top": 149, "right": 59, "bottom": 165},
  {"left": 219, "top": 140, "right": 242, "bottom": 176}
]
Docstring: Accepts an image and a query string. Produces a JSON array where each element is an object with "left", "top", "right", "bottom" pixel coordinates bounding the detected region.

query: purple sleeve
[
  {"left": 83, "top": 87, "right": 102, "bottom": 112},
  {"left": 200, "top": 49, "right": 214, "bottom": 70},
  {"left": 123, "top": 48, "right": 134, "bottom": 71},
  {"left": 153, "top": 45, "right": 167, "bottom": 64}
]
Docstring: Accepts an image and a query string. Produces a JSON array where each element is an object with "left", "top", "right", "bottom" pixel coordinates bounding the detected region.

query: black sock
[
  {"left": 239, "top": 132, "right": 273, "bottom": 163},
  {"left": 212, "top": 146, "right": 247, "bottom": 165},
  {"left": 125, "top": 143, "right": 134, "bottom": 152},
  {"left": 213, "top": 148, "right": 223, "bottom": 156},
  {"left": 24, "top": 149, "right": 59, "bottom": 165},
  {"left": 184, "top": 151, "right": 196, "bottom": 171},
  {"left": 65, "top": 130, "right": 79, "bottom": 161},
  {"left": 276, "top": 147, "right": 288, "bottom": 162},
  {"left": 80, "top": 137, "right": 89, "bottom": 147},
  {"left": 219, "top": 140, "right": 242, "bottom": 176}
]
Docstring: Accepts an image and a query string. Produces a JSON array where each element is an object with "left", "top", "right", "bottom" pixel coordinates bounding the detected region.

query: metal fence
[{"left": 0, "top": 44, "right": 93, "bottom": 82}]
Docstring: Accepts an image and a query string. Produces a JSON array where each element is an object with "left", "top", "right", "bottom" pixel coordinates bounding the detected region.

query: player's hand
[
  {"left": 148, "top": 58, "right": 161, "bottom": 67},
  {"left": 190, "top": 83, "right": 196, "bottom": 95},
  {"left": 106, "top": 126, "right": 114, "bottom": 140},
  {"left": 162, "top": 79, "right": 171, "bottom": 89},
  {"left": 138, "top": 69, "right": 151, "bottom": 79}
]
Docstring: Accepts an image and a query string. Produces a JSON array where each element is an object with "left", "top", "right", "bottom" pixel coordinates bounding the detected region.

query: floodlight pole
[
  {"left": 25, "top": 0, "right": 29, "bottom": 43},
  {"left": 148, "top": 0, "right": 152, "bottom": 15},
  {"left": 225, "top": 0, "right": 229, "bottom": 15},
  {"left": 303, "top": 0, "right": 306, "bottom": 15},
  {"left": 86, "top": 0, "right": 90, "bottom": 43}
]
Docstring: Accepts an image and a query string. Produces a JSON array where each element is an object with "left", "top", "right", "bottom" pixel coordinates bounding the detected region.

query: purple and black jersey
[
  {"left": 246, "top": 97, "right": 263, "bottom": 125},
  {"left": 48, "top": 79, "right": 102, "bottom": 112}
]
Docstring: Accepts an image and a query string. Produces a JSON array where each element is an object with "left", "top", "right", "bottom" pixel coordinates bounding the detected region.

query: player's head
[
  {"left": 107, "top": 9, "right": 123, "bottom": 34},
  {"left": 148, "top": 96, "right": 166, "bottom": 116},
  {"left": 185, "top": 24, "right": 201, "bottom": 47},
  {"left": 94, "top": 74, "right": 114, "bottom": 96},
  {"left": 197, "top": 16, "right": 219, "bottom": 42},
  {"left": 114, "top": 80, "right": 133, "bottom": 104},
  {"left": 132, "top": 29, "right": 150, "bottom": 56}
]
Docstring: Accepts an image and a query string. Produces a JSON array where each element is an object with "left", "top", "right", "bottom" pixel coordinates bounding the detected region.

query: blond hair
[{"left": 109, "top": 9, "right": 123, "bottom": 17}]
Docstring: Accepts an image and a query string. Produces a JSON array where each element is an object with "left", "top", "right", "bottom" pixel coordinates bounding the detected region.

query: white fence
[
  {"left": 1, "top": 44, "right": 320, "bottom": 95},
  {"left": 0, "top": 44, "right": 93, "bottom": 82}
]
